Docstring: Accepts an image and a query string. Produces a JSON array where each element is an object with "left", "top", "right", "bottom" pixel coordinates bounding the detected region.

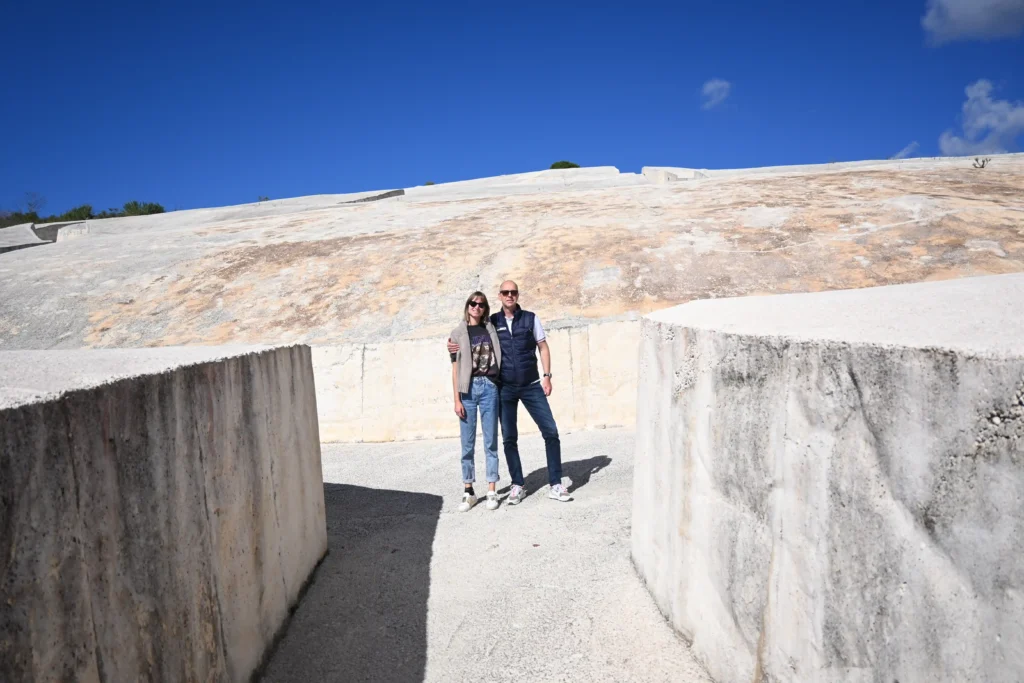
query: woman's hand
[
  {"left": 454, "top": 400, "right": 466, "bottom": 420},
  {"left": 447, "top": 338, "right": 460, "bottom": 354}
]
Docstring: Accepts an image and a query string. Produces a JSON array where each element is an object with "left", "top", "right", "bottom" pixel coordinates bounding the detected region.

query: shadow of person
[
  {"left": 498, "top": 455, "right": 612, "bottom": 500},
  {"left": 259, "top": 483, "right": 443, "bottom": 683}
]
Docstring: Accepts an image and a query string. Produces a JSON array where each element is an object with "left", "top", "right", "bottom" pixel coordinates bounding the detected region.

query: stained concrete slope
[
  {"left": 633, "top": 273, "right": 1024, "bottom": 683},
  {"left": 1, "top": 156, "right": 1022, "bottom": 351},
  {"left": 0, "top": 346, "right": 327, "bottom": 682},
  {"left": 261, "top": 428, "right": 712, "bottom": 683}
]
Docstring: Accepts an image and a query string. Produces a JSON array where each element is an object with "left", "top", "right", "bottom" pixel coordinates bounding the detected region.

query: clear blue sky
[{"left": 2, "top": 0, "right": 1022, "bottom": 213}]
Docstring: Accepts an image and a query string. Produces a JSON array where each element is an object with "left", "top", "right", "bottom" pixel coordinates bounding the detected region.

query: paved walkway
[{"left": 260, "top": 428, "right": 710, "bottom": 683}]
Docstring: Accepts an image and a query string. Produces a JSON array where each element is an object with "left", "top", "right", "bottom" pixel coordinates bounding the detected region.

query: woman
[{"left": 450, "top": 291, "right": 502, "bottom": 511}]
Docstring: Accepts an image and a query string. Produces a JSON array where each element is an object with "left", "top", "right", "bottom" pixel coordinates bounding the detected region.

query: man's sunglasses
[
  {"left": 500, "top": 290, "right": 519, "bottom": 296},
  {"left": 468, "top": 301, "right": 487, "bottom": 309}
]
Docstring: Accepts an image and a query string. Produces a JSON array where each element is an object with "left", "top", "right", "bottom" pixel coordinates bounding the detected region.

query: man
[{"left": 448, "top": 280, "right": 572, "bottom": 503}]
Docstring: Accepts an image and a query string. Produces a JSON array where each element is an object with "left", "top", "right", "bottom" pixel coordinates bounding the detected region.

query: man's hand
[
  {"left": 447, "top": 338, "right": 459, "bottom": 354},
  {"left": 454, "top": 400, "right": 466, "bottom": 419},
  {"left": 541, "top": 377, "right": 552, "bottom": 396}
]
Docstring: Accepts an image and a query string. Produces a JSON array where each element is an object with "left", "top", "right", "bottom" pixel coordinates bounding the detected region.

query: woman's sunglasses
[{"left": 468, "top": 301, "right": 487, "bottom": 309}]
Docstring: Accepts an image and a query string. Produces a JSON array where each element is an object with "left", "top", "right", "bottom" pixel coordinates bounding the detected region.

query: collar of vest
[{"left": 500, "top": 304, "right": 523, "bottom": 320}]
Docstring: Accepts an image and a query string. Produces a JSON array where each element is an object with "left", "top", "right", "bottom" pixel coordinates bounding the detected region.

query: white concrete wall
[
  {"left": 641, "top": 166, "right": 709, "bottom": 183},
  {"left": 0, "top": 345, "right": 327, "bottom": 683},
  {"left": 55, "top": 221, "right": 89, "bottom": 241},
  {"left": 313, "top": 319, "right": 640, "bottom": 442},
  {"left": 631, "top": 274, "right": 1024, "bottom": 683}
]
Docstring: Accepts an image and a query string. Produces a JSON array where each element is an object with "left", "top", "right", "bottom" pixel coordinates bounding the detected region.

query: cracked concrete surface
[{"left": 260, "top": 428, "right": 711, "bottom": 683}]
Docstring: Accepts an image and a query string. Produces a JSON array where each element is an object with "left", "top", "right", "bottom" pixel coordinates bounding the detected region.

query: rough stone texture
[
  {"left": 632, "top": 274, "right": 1024, "bottom": 683},
  {"left": 0, "top": 346, "right": 327, "bottom": 682},
  {"left": 311, "top": 319, "right": 639, "bottom": 441}
]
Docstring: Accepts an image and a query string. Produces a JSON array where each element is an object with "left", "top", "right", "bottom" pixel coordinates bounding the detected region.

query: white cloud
[
  {"left": 939, "top": 80, "right": 1024, "bottom": 155},
  {"left": 922, "top": 0, "right": 1024, "bottom": 44},
  {"left": 701, "top": 79, "right": 732, "bottom": 110},
  {"left": 892, "top": 141, "right": 920, "bottom": 159}
]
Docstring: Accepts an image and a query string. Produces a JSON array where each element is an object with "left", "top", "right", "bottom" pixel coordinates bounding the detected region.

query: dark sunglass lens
[{"left": 469, "top": 301, "right": 485, "bottom": 308}]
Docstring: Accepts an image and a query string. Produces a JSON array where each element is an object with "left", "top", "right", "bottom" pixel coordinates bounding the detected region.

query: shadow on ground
[
  {"left": 259, "top": 483, "right": 443, "bottom": 683},
  {"left": 499, "top": 455, "right": 613, "bottom": 499}
]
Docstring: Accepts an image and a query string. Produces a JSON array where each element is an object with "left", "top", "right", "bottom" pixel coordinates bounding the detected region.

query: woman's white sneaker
[
  {"left": 458, "top": 492, "right": 477, "bottom": 512},
  {"left": 548, "top": 484, "right": 572, "bottom": 502},
  {"left": 485, "top": 491, "right": 499, "bottom": 510}
]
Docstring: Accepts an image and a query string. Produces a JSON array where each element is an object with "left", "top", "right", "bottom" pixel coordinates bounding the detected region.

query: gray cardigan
[{"left": 450, "top": 320, "right": 502, "bottom": 394}]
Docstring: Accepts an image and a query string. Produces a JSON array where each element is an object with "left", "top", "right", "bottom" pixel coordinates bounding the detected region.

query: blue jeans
[
  {"left": 499, "top": 381, "right": 562, "bottom": 487},
  {"left": 459, "top": 376, "right": 500, "bottom": 483}
]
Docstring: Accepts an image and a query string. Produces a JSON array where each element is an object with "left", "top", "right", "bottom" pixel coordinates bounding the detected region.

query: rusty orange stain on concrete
[{"left": 65, "top": 162, "right": 1024, "bottom": 348}]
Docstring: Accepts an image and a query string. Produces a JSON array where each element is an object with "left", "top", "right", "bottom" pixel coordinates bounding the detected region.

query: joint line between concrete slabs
[
  {"left": 261, "top": 355, "right": 290, "bottom": 603},
  {"left": 567, "top": 329, "right": 577, "bottom": 425},
  {"left": 359, "top": 345, "right": 366, "bottom": 442},
  {"left": 60, "top": 396, "right": 104, "bottom": 678},
  {"left": 194, "top": 366, "right": 232, "bottom": 676},
  {"left": 755, "top": 348, "right": 791, "bottom": 680}
]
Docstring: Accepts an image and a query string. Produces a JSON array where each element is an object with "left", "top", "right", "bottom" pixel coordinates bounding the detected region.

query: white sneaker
[
  {"left": 548, "top": 484, "right": 572, "bottom": 502},
  {"left": 485, "top": 491, "right": 499, "bottom": 510},
  {"left": 507, "top": 484, "right": 524, "bottom": 505},
  {"left": 458, "top": 492, "right": 477, "bottom": 512}
]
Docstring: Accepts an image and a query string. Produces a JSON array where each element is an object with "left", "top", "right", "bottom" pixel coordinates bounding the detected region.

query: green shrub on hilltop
[
  {"left": 122, "top": 201, "right": 165, "bottom": 216},
  {"left": 60, "top": 204, "right": 94, "bottom": 221},
  {"left": 550, "top": 160, "right": 580, "bottom": 169},
  {"left": 0, "top": 195, "right": 166, "bottom": 229}
]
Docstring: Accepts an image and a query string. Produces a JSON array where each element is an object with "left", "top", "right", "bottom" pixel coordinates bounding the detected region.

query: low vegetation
[
  {"left": 0, "top": 194, "right": 165, "bottom": 229},
  {"left": 550, "top": 161, "right": 580, "bottom": 169}
]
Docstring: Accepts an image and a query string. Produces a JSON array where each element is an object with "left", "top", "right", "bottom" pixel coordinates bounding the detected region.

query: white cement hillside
[{"left": 1, "top": 155, "right": 1022, "bottom": 352}]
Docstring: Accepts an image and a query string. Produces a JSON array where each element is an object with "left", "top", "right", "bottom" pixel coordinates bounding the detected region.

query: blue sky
[{"left": 2, "top": 0, "right": 1023, "bottom": 213}]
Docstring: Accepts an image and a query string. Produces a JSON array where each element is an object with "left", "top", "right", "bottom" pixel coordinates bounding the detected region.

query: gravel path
[{"left": 260, "top": 428, "right": 711, "bottom": 683}]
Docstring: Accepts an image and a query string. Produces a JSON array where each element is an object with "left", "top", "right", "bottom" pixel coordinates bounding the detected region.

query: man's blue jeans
[
  {"left": 459, "top": 376, "right": 500, "bottom": 483},
  {"left": 499, "top": 381, "right": 562, "bottom": 487}
]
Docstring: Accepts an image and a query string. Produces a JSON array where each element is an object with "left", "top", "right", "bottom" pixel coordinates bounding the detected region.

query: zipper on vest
[{"left": 505, "top": 313, "right": 518, "bottom": 381}]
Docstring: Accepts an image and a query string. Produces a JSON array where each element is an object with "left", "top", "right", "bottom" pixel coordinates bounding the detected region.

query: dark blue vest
[{"left": 491, "top": 307, "right": 540, "bottom": 386}]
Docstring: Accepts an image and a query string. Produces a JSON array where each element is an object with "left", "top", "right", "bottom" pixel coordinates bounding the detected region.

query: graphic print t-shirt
[{"left": 450, "top": 325, "right": 497, "bottom": 377}]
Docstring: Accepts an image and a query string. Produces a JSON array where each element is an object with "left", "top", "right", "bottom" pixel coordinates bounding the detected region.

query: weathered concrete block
[
  {"left": 309, "top": 320, "right": 642, "bottom": 442},
  {"left": 632, "top": 274, "right": 1024, "bottom": 683},
  {"left": 0, "top": 346, "right": 327, "bottom": 682},
  {"left": 312, "top": 344, "right": 365, "bottom": 442}
]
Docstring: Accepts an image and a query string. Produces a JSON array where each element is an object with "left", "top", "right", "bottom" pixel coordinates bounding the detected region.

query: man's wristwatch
[{"left": 543, "top": 373, "right": 553, "bottom": 378}]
